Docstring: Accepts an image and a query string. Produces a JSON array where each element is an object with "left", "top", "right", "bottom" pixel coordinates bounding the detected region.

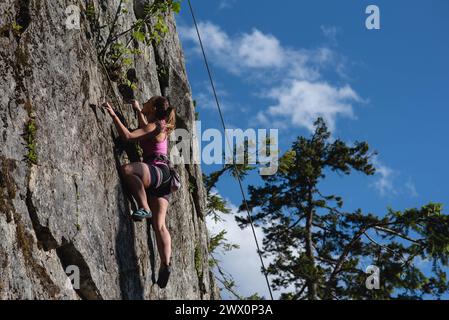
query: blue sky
[{"left": 175, "top": 0, "right": 449, "bottom": 298}]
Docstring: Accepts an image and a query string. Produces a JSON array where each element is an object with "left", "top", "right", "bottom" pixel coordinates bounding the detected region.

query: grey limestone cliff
[{"left": 0, "top": 0, "right": 218, "bottom": 300}]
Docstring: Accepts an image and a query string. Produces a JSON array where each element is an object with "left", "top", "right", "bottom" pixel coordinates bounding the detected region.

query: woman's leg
[
  {"left": 120, "top": 163, "right": 151, "bottom": 212},
  {"left": 149, "top": 196, "right": 171, "bottom": 266}
]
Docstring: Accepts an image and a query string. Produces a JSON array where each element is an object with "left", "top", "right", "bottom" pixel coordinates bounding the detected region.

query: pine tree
[{"left": 238, "top": 118, "right": 449, "bottom": 300}]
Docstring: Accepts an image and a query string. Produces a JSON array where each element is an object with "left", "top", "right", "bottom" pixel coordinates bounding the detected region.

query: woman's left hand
[{"left": 102, "top": 102, "right": 116, "bottom": 118}]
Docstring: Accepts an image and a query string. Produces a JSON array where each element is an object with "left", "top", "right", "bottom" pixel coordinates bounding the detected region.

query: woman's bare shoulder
[{"left": 143, "top": 121, "right": 157, "bottom": 131}]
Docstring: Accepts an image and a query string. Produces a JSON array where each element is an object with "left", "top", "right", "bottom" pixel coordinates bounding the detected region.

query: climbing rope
[
  {"left": 99, "top": 60, "right": 126, "bottom": 120},
  {"left": 187, "top": 0, "right": 274, "bottom": 300}
]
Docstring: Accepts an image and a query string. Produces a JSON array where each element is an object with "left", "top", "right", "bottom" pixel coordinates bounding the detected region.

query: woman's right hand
[{"left": 102, "top": 102, "right": 116, "bottom": 118}]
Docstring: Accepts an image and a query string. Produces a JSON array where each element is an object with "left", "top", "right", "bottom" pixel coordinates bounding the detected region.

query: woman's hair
[{"left": 147, "top": 96, "right": 176, "bottom": 134}]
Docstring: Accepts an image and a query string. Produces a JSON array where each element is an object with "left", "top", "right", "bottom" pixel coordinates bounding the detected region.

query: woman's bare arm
[
  {"left": 103, "top": 102, "right": 160, "bottom": 142},
  {"left": 131, "top": 100, "right": 148, "bottom": 128}
]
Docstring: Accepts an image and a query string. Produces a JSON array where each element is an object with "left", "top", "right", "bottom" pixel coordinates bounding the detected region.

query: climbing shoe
[
  {"left": 157, "top": 264, "right": 172, "bottom": 289},
  {"left": 131, "top": 208, "right": 152, "bottom": 222}
]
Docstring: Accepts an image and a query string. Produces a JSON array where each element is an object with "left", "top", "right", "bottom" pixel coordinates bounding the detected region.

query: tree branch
[
  {"left": 373, "top": 226, "right": 423, "bottom": 244},
  {"left": 210, "top": 254, "right": 244, "bottom": 300},
  {"left": 324, "top": 226, "right": 367, "bottom": 299},
  {"left": 100, "top": 0, "right": 124, "bottom": 59},
  {"left": 304, "top": 188, "right": 318, "bottom": 300}
]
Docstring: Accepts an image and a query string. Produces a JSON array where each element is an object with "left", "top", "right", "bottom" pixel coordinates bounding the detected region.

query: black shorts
[{"left": 146, "top": 162, "right": 171, "bottom": 201}]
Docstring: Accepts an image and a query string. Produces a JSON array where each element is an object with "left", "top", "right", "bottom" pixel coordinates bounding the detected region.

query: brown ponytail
[{"left": 165, "top": 105, "right": 176, "bottom": 134}]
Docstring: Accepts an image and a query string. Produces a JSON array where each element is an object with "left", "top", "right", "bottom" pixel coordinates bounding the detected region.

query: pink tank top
[{"left": 140, "top": 120, "right": 168, "bottom": 164}]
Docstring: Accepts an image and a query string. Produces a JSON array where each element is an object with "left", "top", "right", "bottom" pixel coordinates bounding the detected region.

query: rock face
[{"left": 0, "top": 0, "right": 218, "bottom": 299}]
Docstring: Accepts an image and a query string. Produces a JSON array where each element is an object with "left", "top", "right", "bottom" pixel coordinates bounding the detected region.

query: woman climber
[{"left": 102, "top": 96, "right": 175, "bottom": 288}]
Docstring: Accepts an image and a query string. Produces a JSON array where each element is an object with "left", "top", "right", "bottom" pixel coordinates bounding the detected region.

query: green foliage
[
  {"left": 171, "top": 1, "right": 182, "bottom": 14},
  {"left": 207, "top": 193, "right": 231, "bottom": 222},
  {"left": 144, "top": 0, "right": 182, "bottom": 17},
  {"left": 85, "top": 4, "right": 95, "bottom": 19},
  {"left": 24, "top": 116, "right": 37, "bottom": 165},
  {"left": 11, "top": 22, "right": 23, "bottom": 33},
  {"left": 239, "top": 117, "right": 449, "bottom": 300},
  {"left": 188, "top": 180, "right": 196, "bottom": 193},
  {"left": 204, "top": 165, "right": 252, "bottom": 299},
  {"left": 85, "top": 0, "right": 181, "bottom": 84},
  {"left": 157, "top": 64, "right": 168, "bottom": 78},
  {"left": 194, "top": 245, "right": 203, "bottom": 277},
  {"left": 209, "top": 230, "right": 239, "bottom": 253},
  {"left": 125, "top": 79, "right": 137, "bottom": 91},
  {"left": 245, "top": 293, "right": 264, "bottom": 300},
  {"left": 132, "top": 30, "right": 146, "bottom": 42},
  {"left": 151, "top": 15, "right": 169, "bottom": 43}
]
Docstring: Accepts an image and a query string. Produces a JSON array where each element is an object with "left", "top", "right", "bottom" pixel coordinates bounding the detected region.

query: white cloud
[
  {"left": 194, "top": 81, "right": 230, "bottom": 110},
  {"left": 218, "top": 0, "right": 237, "bottom": 10},
  {"left": 320, "top": 25, "right": 340, "bottom": 44},
  {"left": 179, "top": 22, "right": 339, "bottom": 78},
  {"left": 405, "top": 178, "right": 419, "bottom": 198},
  {"left": 370, "top": 160, "right": 419, "bottom": 199},
  {"left": 179, "top": 21, "right": 230, "bottom": 53},
  {"left": 207, "top": 202, "right": 273, "bottom": 299},
  {"left": 179, "top": 21, "right": 361, "bottom": 133},
  {"left": 372, "top": 158, "right": 396, "bottom": 197},
  {"left": 237, "top": 30, "right": 285, "bottom": 68},
  {"left": 196, "top": 91, "right": 217, "bottom": 110},
  {"left": 179, "top": 22, "right": 288, "bottom": 74},
  {"left": 258, "top": 80, "right": 360, "bottom": 132},
  {"left": 206, "top": 193, "right": 299, "bottom": 299}
]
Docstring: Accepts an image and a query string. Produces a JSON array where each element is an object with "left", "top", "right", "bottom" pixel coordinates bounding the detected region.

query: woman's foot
[
  {"left": 131, "top": 208, "right": 152, "bottom": 221},
  {"left": 157, "top": 263, "right": 172, "bottom": 288}
]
